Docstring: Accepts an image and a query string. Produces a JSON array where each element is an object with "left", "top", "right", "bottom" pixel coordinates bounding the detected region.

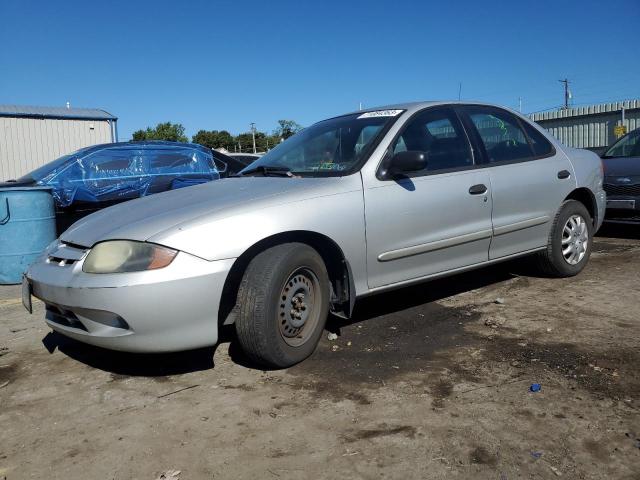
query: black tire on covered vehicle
[
  {"left": 234, "top": 242, "right": 330, "bottom": 368},
  {"left": 535, "top": 199, "right": 593, "bottom": 277}
]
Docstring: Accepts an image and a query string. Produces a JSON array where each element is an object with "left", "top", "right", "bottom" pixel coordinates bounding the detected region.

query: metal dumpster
[{"left": 0, "top": 187, "right": 56, "bottom": 284}]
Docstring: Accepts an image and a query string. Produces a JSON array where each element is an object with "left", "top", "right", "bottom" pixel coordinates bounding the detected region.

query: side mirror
[
  {"left": 212, "top": 158, "right": 228, "bottom": 175},
  {"left": 383, "top": 151, "right": 427, "bottom": 179}
]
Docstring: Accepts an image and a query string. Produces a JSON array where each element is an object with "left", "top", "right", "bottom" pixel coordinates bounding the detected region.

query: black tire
[
  {"left": 234, "top": 243, "right": 330, "bottom": 368},
  {"left": 535, "top": 200, "right": 593, "bottom": 277}
]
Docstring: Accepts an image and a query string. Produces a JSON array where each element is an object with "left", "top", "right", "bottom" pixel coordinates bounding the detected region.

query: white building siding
[
  {"left": 0, "top": 117, "right": 113, "bottom": 180},
  {"left": 530, "top": 99, "right": 640, "bottom": 150}
]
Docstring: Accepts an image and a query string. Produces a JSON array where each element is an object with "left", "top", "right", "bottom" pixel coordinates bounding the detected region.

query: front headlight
[{"left": 82, "top": 241, "right": 178, "bottom": 274}]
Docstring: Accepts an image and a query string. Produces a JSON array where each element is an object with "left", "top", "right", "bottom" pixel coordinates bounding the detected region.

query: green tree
[
  {"left": 232, "top": 131, "right": 282, "bottom": 153},
  {"left": 192, "top": 130, "right": 234, "bottom": 150},
  {"left": 132, "top": 122, "right": 188, "bottom": 142},
  {"left": 235, "top": 132, "right": 256, "bottom": 152},
  {"left": 274, "top": 119, "right": 302, "bottom": 140}
]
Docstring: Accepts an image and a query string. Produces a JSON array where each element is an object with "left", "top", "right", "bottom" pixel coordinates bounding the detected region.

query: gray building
[
  {"left": 530, "top": 99, "right": 640, "bottom": 152},
  {"left": 0, "top": 105, "right": 118, "bottom": 180}
]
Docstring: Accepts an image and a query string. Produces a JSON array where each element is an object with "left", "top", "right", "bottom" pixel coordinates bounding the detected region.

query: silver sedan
[{"left": 24, "top": 101, "right": 606, "bottom": 367}]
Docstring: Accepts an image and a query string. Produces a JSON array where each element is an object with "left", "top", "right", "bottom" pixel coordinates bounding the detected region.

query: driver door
[{"left": 363, "top": 106, "right": 493, "bottom": 289}]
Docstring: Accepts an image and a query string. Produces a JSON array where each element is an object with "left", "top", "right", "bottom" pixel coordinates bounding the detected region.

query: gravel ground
[{"left": 1, "top": 224, "right": 639, "bottom": 480}]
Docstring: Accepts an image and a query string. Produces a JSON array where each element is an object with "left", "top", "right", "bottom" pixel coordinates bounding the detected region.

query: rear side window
[
  {"left": 522, "top": 121, "right": 554, "bottom": 157},
  {"left": 142, "top": 148, "right": 214, "bottom": 175},
  {"left": 148, "top": 153, "right": 194, "bottom": 171},
  {"left": 466, "top": 107, "right": 534, "bottom": 163},
  {"left": 392, "top": 108, "right": 473, "bottom": 173}
]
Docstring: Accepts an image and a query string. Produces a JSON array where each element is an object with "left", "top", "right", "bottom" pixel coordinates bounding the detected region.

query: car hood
[
  {"left": 61, "top": 176, "right": 357, "bottom": 248},
  {"left": 602, "top": 156, "right": 640, "bottom": 177}
]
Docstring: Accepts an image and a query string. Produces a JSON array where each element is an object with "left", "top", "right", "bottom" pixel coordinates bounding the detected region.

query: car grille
[
  {"left": 603, "top": 183, "right": 640, "bottom": 197},
  {"left": 47, "top": 242, "right": 88, "bottom": 266}
]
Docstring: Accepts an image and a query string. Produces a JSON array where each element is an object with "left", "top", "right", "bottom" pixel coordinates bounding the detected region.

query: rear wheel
[
  {"left": 235, "top": 243, "right": 330, "bottom": 368},
  {"left": 535, "top": 200, "right": 593, "bottom": 277}
]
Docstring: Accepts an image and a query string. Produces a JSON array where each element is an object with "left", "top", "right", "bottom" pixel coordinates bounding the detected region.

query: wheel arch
[
  {"left": 218, "top": 230, "right": 356, "bottom": 326},
  {"left": 565, "top": 188, "right": 597, "bottom": 226}
]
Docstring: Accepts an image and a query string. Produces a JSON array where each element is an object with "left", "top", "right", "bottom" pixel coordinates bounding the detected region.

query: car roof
[
  {"left": 79, "top": 140, "right": 212, "bottom": 156},
  {"left": 337, "top": 100, "right": 525, "bottom": 119}
]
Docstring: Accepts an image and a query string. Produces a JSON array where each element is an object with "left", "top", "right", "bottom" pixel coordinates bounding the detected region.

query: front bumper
[
  {"left": 603, "top": 181, "right": 640, "bottom": 223},
  {"left": 604, "top": 197, "right": 640, "bottom": 224},
  {"left": 25, "top": 246, "right": 235, "bottom": 353}
]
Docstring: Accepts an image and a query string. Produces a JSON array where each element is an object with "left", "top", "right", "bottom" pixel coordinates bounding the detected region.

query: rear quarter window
[{"left": 522, "top": 121, "right": 555, "bottom": 157}]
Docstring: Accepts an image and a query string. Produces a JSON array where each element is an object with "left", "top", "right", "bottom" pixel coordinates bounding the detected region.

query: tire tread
[
  {"left": 235, "top": 243, "right": 328, "bottom": 367},
  {"left": 534, "top": 199, "right": 592, "bottom": 277}
]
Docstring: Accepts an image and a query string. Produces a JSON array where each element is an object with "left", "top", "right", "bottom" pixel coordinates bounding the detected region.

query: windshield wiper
[{"left": 233, "top": 165, "right": 294, "bottom": 177}]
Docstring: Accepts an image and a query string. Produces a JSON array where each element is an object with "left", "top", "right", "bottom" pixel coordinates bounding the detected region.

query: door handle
[
  {"left": 468, "top": 184, "right": 488, "bottom": 195},
  {"left": 557, "top": 170, "right": 571, "bottom": 179}
]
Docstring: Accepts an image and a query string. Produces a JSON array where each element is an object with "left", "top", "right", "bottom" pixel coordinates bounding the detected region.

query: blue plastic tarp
[{"left": 36, "top": 144, "right": 219, "bottom": 207}]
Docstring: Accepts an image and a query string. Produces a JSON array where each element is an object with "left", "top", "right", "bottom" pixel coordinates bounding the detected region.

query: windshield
[
  {"left": 17, "top": 145, "right": 96, "bottom": 182},
  {"left": 603, "top": 129, "right": 640, "bottom": 158},
  {"left": 241, "top": 111, "right": 403, "bottom": 176}
]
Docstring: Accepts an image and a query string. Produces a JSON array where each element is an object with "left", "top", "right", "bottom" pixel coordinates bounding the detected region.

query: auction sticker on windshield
[{"left": 357, "top": 109, "right": 404, "bottom": 119}]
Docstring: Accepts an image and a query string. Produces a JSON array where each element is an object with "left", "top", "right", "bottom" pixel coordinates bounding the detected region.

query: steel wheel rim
[
  {"left": 561, "top": 214, "right": 589, "bottom": 265},
  {"left": 277, "top": 267, "right": 321, "bottom": 347}
]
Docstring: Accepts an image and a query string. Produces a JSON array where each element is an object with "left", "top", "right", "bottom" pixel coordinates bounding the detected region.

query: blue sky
[{"left": 1, "top": 0, "right": 639, "bottom": 140}]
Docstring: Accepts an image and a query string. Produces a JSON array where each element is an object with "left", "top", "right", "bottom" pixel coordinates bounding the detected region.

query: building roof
[
  {"left": 530, "top": 99, "right": 640, "bottom": 122},
  {"left": 0, "top": 104, "right": 117, "bottom": 121}
]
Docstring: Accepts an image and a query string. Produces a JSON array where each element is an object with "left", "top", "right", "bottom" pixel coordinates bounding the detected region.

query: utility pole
[
  {"left": 559, "top": 78, "right": 571, "bottom": 109},
  {"left": 250, "top": 122, "right": 257, "bottom": 154},
  {"left": 458, "top": 82, "right": 462, "bottom": 101},
  {"left": 518, "top": 97, "right": 522, "bottom": 112}
]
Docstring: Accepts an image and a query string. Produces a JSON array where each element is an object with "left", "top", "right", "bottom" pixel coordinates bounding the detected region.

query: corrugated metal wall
[
  {"left": 0, "top": 117, "right": 113, "bottom": 180},
  {"left": 530, "top": 100, "right": 640, "bottom": 150}
]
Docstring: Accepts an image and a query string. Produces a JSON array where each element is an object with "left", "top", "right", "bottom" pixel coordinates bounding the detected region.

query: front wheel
[
  {"left": 535, "top": 200, "right": 593, "bottom": 277},
  {"left": 234, "top": 243, "right": 330, "bottom": 368}
]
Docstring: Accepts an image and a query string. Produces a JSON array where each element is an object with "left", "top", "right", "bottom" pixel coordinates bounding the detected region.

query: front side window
[
  {"left": 466, "top": 107, "right": 534, "bottom": 163},
  {"left": 68, "top": 147, "right": 143, "bottom": 184},
  {"left": 603, "top": 129, "right": 640, "bottom": 158},
  {"left": 241, "top": 111, "right": 402, "bottom": 176},
  {"left": 392, "top": 108, "right": 473, "bottom": 173}
]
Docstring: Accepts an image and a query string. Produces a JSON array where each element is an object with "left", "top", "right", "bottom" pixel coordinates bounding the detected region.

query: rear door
[
  {"left": 363, "top": 106, "right": 493, "bottom": 288},
  {"left": 458, "top": 105, "right": 575, "bottom": 259}
]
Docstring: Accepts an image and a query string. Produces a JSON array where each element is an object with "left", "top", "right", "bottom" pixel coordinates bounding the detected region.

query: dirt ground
[{"left": 1, "top": 224, "right": 639, "bottom": 480}]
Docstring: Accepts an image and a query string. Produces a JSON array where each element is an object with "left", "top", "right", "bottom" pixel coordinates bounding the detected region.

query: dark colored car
[
  {"left": 225, "top": 153, "right": 262, "bottom": 165},
  {"left": 210, "top": 150, "right": 253, "bottom": 177},
  {"left": 0, "top": 141, "right": 220, "bottom": 232},
  {"left": 601, "top": 128, "right": 640, "bottom": 223}
]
